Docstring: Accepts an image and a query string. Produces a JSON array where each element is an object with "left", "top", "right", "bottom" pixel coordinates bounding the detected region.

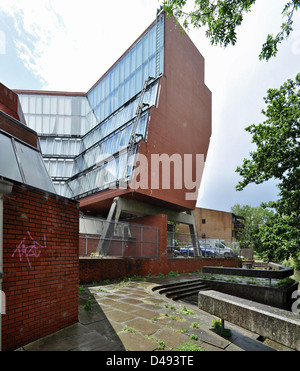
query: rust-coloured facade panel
[{"left": 0, "top": 82, "right": 38, "bottom": 148}]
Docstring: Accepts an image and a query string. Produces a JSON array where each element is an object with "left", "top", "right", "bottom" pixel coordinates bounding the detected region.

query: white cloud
[
  {"left": 0, "top": 30, "right": 5, "bottom": 54},
  {"left": 0, "top": 0, "right": 160, "bottom": 91}
]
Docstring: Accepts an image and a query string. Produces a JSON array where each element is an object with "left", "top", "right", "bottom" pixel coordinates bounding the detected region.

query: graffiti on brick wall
[{"left": 11, "top": 231, "right": 47, "bottom": 269}]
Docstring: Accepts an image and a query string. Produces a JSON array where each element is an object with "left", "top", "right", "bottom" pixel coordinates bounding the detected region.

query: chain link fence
[{"left": 79, "top": 216, "right": 159, "bottom": 258}]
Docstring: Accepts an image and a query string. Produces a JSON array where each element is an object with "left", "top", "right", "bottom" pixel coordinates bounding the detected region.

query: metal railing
[{"left": 80, "top": 218, "right": 159, "bottom": 258}]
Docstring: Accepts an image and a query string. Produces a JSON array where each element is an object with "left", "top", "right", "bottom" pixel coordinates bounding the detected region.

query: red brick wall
[{"left": 2, "top": 182, "right": 79, "bottom": 351}]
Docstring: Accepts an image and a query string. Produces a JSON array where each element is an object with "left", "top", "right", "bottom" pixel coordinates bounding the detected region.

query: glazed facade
[
  {"left": 18, "top": 15, "right": 164, "bottom": 198},
  {"left": 16, "top": 12, "right": 212, "bottom": 214}
]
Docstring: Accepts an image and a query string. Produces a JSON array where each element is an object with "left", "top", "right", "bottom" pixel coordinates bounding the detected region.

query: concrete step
[
  {"left": 159, "top": 282, "right": 208, "bottom": 295},
  {"left": 168, "top": 286, "right": 210, "bottom": 301},
  {"left": 153, "top": 279, "right": 210, "bottom": 301},
  {"left": 152, "top": 278, "right": 204, "bottom": 292}
]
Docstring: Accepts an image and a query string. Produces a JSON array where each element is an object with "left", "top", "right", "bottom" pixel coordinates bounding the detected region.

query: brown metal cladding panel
[
  {"left": 132, "top": 15, "right": 212, "bottom": 211},
  {"left": 0, "top": 83, "right": 38, "bottom": 148}
]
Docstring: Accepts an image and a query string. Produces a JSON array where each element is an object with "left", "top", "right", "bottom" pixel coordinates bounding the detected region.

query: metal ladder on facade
[
  {"left": 120, "top": 76, "right": 154, "bottom": 186},
  {"left": 155, "top": 7, "right": 163, "bottom": 78}
]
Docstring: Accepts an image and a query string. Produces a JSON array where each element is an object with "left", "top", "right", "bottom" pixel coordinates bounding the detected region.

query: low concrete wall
[
  {"left": 198, "top": 290, "right": 300, "bottom": 351},
  {"left": 202, "top": 265, "right": 293, "bottom": 280},
  {"left": 202, "top": 279, "right": 299, "bottom": 311}
]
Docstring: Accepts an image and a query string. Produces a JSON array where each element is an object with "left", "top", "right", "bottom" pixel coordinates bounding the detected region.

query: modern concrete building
[{"left": 14, "top": 10, "right": 212, "bottom": 253}]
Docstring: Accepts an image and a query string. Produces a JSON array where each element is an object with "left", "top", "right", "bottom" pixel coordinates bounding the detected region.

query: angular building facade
[{"left": 15, "top": 11, "right": 211, "bottom": 230}]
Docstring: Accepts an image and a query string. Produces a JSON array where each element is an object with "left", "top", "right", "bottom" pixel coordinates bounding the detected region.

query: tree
[
  {"left": 231, "top": 204, "right": 274, "bottom": 250},
  {"left": 236, "top": 74, "right": 300, "bottom": 264},
  {"left": 161, "top": 0, "right": 300, "bottom": 60}
]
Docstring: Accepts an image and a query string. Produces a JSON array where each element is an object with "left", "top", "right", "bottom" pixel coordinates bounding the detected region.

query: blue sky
[{"left": 0, "top": 0, "right": 299, "bottom": 212}]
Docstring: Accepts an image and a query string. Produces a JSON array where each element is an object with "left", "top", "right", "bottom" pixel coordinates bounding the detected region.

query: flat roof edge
[{"left": 13, "top": 90, "right": 87, "bottom": 97}]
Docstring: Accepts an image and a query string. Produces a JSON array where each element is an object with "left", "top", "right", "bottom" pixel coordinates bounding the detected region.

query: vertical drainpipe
[{"left": 0, "top": 180, "right": 13, "bottom": 352}]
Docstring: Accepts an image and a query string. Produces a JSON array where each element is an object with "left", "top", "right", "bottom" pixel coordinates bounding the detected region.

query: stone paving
[{"left": 18, "top": 274, "right": 294, "bottom": 351}]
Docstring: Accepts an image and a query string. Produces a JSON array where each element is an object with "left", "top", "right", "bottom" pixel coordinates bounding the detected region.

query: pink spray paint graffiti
[{"left": 12, "top": 231, "right": 47, "bottom": 269}]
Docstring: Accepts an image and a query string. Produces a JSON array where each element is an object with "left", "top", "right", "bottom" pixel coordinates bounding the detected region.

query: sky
[{"left": 0, "top": 0, "right": 299, "bottom": 212}]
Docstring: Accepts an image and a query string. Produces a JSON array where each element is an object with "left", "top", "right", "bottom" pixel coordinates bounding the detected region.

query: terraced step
[
  {"left": 153, "top": 279, "right": 210, "bottom": 301},
  {"left": 152, "top": 278, "right": 204, "bottom": 292}
]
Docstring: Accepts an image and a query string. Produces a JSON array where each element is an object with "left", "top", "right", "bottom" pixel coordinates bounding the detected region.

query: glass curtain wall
[
  {"left": 17, "top": 14, "right": 164, "bottom": 199},
  {"left": 19, "top": 94, "right": 97, "bottom": 136},
  {"left": 18, "top": 93, "right": 98, "bottom": 193},
  {"left": 87, "top": 15, "right": 164, "bottom": 123}
]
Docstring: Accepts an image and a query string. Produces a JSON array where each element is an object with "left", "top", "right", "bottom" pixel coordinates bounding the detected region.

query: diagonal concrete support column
[
  {"left": 96, "top": 197, "right": 122, "bottom": 256},
  {"left": 96, "top": 196, "right": 201, "bottom": 257}
]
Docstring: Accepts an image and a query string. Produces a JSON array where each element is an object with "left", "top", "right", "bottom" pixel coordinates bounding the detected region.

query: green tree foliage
[
  {"left": 230, "top": 204, "right": 274, "bottom": 250},
  {"left": 161, "top": 0, "right": 300, "bottom": 60},
  {"left": 236, "top": 74, "right": 300, "bottom": 264}
]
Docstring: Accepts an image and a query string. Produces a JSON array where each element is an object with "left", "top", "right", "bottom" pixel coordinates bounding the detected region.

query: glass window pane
[
  {"left": 136, "top": 41, "right": 142, "bottom": 67},
  {"left": 50, "top": 96, "right": 57, "bottom": 114},
  {"left": 130, "top": 47, "right": 136, "bottom": 74},
  {"left": 36, "top": 96, "right": 42, "bottom": 114},
  {"left": 20, "top": 95, "right": 29, "bottom": 114},
  {"left": 149, "top": 55, "right": 155, "bottom": 79},
  {"left": 35, "top": 115, "right": 42, "bottom": 133},
  {"left": 43, "top": 96, "right": 50, "bottom": 114},
  {"left": 124, "top": 79, "right": 130, "bottom": 102},
  {"left": 58, "top": 97, "right": 65, "bottom": 115},
  {"left": 149, "top": 26, "right": 156, "bottom": 56},
  {"left": 29, "top": 96, "right": 36, "bottom": 112},
  {"left": 65, "top": 97, "right": 72, "bottom": 115},
  {"left": 136, "top": 67, "right": 142, "bottom": 93},
  {"left": 14, "top": 140, "right": 55, "bottom": 193},
  {"left": 124, "top": 54, "right": 130, "bottom": 79},
  {"left": 130, "top": 74, "right": 136, "bottom": 97},
  {"left": 142, "top": 33, "right": 149, "bottom": 62},
  {"left": 114, "top": 65, "right": 119, "bottom": 89},
  {"left": 0, "top": 134, "right": 22, "bottom": 182}
]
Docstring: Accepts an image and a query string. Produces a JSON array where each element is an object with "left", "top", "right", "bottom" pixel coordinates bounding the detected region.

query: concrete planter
[{"left": 203, "top": 279, "right": 299, "bottom": 311}]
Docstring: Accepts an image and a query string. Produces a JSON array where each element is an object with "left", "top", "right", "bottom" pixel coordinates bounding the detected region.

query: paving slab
[
  {"left": 112, "top": 301, "right": 140, "bottom": 313},
  {"left": 117, "top": 332, "right": 158, "bottom": 351},
  {"left": 124, "top": 318, "right": 160, "bottom": 336},
  {"left": 105, "top": 309, "right": 136, "bottom": 323},
  {"left": 134, "top": 307, "right": 161, "bottom": 320},
  {"left": 151, "top": 328, "right": 194, "bottom": 350},
  {"left": 120, "top": 297, "right": 145, "bottom": 305}
]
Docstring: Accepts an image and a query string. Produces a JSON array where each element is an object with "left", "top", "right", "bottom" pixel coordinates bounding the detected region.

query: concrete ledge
[
  {"left": 198, "top": 290, "right": 300, "bottom": 351},
  {"left": 202, "top": 265, "right": 293, "bottom": 280}
]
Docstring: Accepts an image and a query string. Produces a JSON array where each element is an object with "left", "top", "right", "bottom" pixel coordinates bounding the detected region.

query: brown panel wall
[
  {"left": 179, "top": 208, "right": 235, "bottom": 241},
  {"left": 129, "top": 15, "right": 212, "bottom": 211},
  {"left": 0, "top": 83, "right": 26, "bottom": 125}
]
